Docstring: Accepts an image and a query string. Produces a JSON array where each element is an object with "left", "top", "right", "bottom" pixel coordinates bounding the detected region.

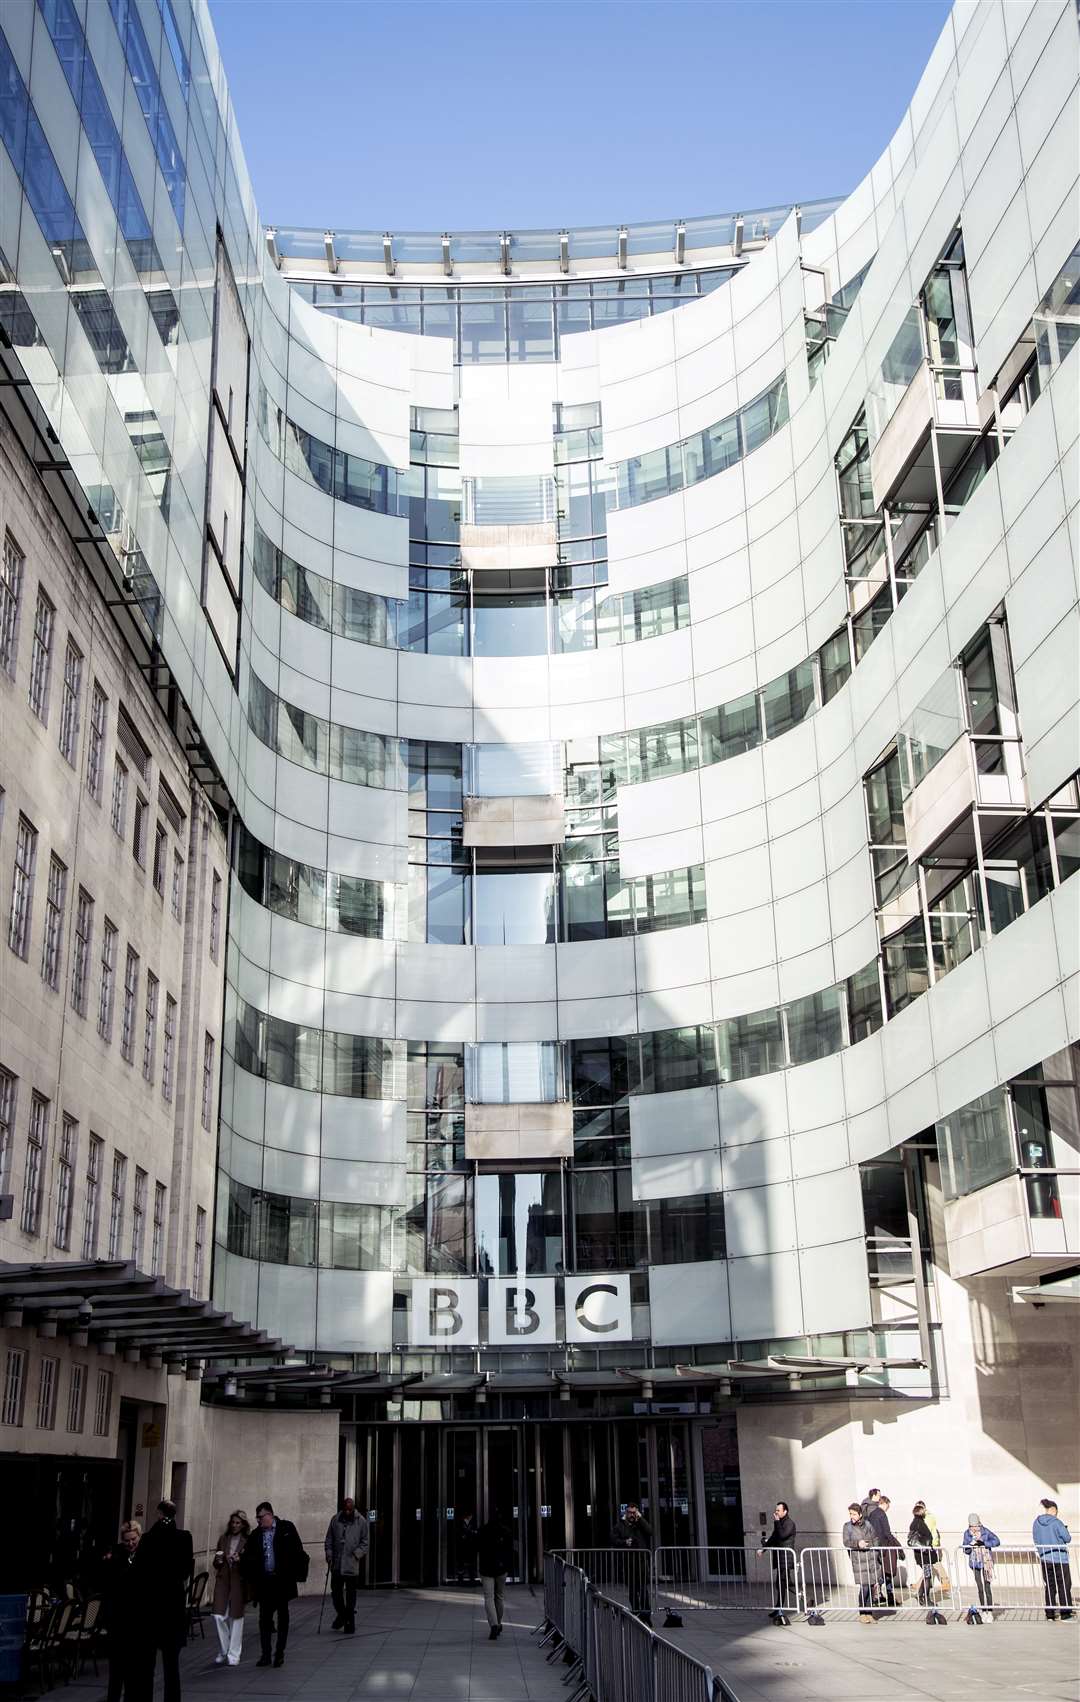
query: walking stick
[{"left": 317, "top": 1563, "right": 330, "bottom": 1634}]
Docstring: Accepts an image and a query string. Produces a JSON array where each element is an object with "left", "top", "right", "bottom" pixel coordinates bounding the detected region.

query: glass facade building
[{"left": 0, "top": 0, "right": 1077, "bottom": 1580}]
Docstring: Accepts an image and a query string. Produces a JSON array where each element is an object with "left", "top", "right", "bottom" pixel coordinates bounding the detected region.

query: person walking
[
  {"left": 211, "top": 1510, "right": 250, "bottom": 1666},
  {"left": 962, "top": 1514, "right": 1000, "bottom": 1619},
  {"left": 907, "top": 1503, "right": 939, "bottom": 1607},
  {"left": 611, "top": 1503, "right": 653, "bottom": 1622},
  {"left": 843, "top": 1502, "right": 881, "bottom": 1623},
  {"left": 1033, "top": 1498, "right": 1073, "bottom": 1621},
  {"left": 757, "top": 1500, "right": 797, "bottom": 1622},
  {"left": 324, "top": 1497, "right": 368, "bottom": 1635},
  {"left": 870, "top": 1495, "right": 902, "bottom": 1609},
  {"left": 134, "top": 1499, "right": 193, "bottom": 1702},
  {"left": 476, "top": 1509, "right": 514, "bottom": 1640},
  {"left": 101, "top": 1521, "right": 152, "bottom": 1702},
  {"left": 241, "top": 1501, "right": 308, "bottom": 1667}
]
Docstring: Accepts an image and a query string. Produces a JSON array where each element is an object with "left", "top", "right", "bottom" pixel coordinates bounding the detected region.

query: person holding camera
[
  {"left": 962, "top": 1514, "right": 1000, "bottom": 1619},
  {"left": 611, "top": 1502, "right": 653, "bottom": 1622}
]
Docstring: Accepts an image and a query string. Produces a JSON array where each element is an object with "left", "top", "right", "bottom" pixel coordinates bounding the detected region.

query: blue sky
[{"left": 208, "top": 0, "right": 954, "bottom": 233}]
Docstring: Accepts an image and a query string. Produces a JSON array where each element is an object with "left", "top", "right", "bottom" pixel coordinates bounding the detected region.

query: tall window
[
  {"left": 110, "top": 758, "right": 128, "bottom": 837},
  {"left": 36, "top": 1357, "right": 58, "bottom": 1429},
  {"left": 120, "top": 948, "right": 139, "bottom": 1062},
  {"left": 71, "top": 888, "right": 93, "bottom": 1015},
  {"left": 54, "top": 1114, "right": 76, "bottom": 1250},
  {"left": 21, "top": 1091, "right": 49, "bottom": 1234},
  {"left": 0, "top": 531, "right": 23, "bottom": 677},
  {"left": 27, "top": 589, "right": 54, "bottom": 722},
  {"left": 92, "top": 1368, "right": 112, "bottom": 1436},
  {"left": 1, "top": 1349, "right": 26, "bottom": 1426},
  {"left": 142, "top": 972, "right": 159, "bottom": 1082},
  {"left": 98, "top": 920, "right": 118, "bottom": 1040},
  {"left": 132, "top": 1167, "right": 147, "bottom": 1265},
  {"left": 40, "top": 854, "right": 67, "bottom": 989},
  {"left": 86, "top": 682, "right": 107, "bottom": 801},
  {"left": 132, "top": 794, "right": 148, "bottom": 866},
  {"left": 107, "top": 1152, "right": 127, "bottom": 1258},
  {"left": 66, "top": 1363, "right": 86, "bottom": 1433},
  {"left": 162, "top": 994, "right": 177, "bottom": 1102},
  {"left": 152, "top": 823, "right": 168, "bottom": 895},
  {"left": 0, "top": 1067, "right": 16, "bottom": 1194},
  {"left": 81, "top": 1134, "right": 103, "bottom": 1259},
  {"left": 201, "top": 1033, "right": 216, "bottom": 1130},
  {"left": 151, "top": 1181, "right": 166, "bottom": 1274},
  {"left": 209, "top": 870, "right": 222, "bottom": 960},
  {"left": 7, "top": 815, "right": 37, "bottom": 958},
  {"left": 193, "top": 1206, "right": 206, "bottom": 1297},
  {"left": 171, "top": 851, "right": 184, "bottom": 922},
  {"left": 58, "top": 639, "right": 83, "bottom": 763}
]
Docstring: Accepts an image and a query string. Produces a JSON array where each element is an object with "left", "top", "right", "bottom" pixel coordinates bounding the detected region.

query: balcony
[
  {"left": 943, "top": 1171, "right": 1080, "bottom": 1278},
  {"left": 464, "top": 1101, "right": 573, "bottom": 1161},
  {"left": 462, "top": 792, "right": 565, "bottom": 847},
  {"left": 869, "top": 357, "right": 981, "bottom": 510},
  {"left": 903, "top": 732, "right": 1027, "bottom": 864}
]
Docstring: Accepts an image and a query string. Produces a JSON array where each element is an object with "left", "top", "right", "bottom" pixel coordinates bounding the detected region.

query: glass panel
[
  {"left": 475, "top": 1173, "right": 562, "bottom": 1274},
  {"left": 700, "top": 692, "right": 761, "bottom": 763},
  {"left": 474, "top": 870, "right": 558, "bottom": 945},
  {"left": 936, "top": 1088, "right": 1013, "bottom": 1200},
  {"left": 762, "top": 662, "right": 816, "bottom": 738},
  {"left": 786, "top": 987, "right": 844, "bottom": 1064}
]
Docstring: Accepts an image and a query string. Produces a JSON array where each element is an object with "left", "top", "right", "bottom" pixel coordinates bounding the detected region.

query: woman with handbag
[
  {"left": 907, "top": 1504, "right": 939, "bottom": 1606},
  {"left": 211, "top": 1510, "right": 250, "bottom": 1666},
  {"left": 962, "top": 1514, "right": 1001, "bottom": 1619}
]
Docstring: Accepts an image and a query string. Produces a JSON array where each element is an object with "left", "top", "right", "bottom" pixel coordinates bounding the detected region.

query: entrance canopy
[{"left": 0, "top": 1259, "right": 288, "bottom": 1368}]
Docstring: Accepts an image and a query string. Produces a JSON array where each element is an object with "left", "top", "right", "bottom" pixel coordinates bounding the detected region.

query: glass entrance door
[{"left": 443, "top": 1428, "right": 480, "bottom": 1582}]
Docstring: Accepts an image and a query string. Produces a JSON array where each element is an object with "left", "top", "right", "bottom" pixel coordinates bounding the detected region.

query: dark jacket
[
  {"left": 241, "top": 1518, "right": 307, "bottom": 1601},
  {"left": 762, "top": 1515, "right": 796, "bottom": 1549},
  {"left": 134, "top": 1518, "right": 194, "bottom": 1634},
  {"left": 101, "top": 1547, "right": 149, "bottom": 1634},
  {"left": 907, "top": 1517, "right": 939, "bottom": 1566},
  {"left": 867, "top": 1506, "right": 902, "bottom": 1572},
  {"left": 611, "top": 1514, "right": 652, "bottom": 1552},
  {"left": 476, "top": 1519, "right": 514, "bottom": 1577}
]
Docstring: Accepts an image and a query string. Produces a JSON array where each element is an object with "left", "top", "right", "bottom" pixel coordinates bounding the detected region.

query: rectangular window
[
  {"left": 21, "top": 1091, "right": 49, "bottom": 1234},
  {"left": 162, "top": 994, "right": 177, "bottom": 1102},
  {"left": 132, "top": 794, "right": 148, "bottom": 866},
  {"left": 58, "top": 639, "right": 83, "bottom": 763},
  {"left": 36, "top": 1357, "right": 58, "bottom": 1429},
  {"left": 70, "top": 888, "right": 93, "bottom": 1015},
  {"left": 142, "top": 972, "right": 159, "bottom": 1082},
  {"left": 209, "top": 869, "right": 222, "bottom": 959},
  {"left": 151, "top": 1181, "right": 166, "bottom": 1274},
  {"left": 54, "top": 1114, "right": 76, "bottom": 1249},
  {"left": 66, "top": 1363, "right": 86, "bottom": 1432},
  {"left": 1, "top": 1349, "right": 26, "bottom": 1426},
  {"left": 92, "top": 1368, "right": 112, "bottom": 1436},
  {"left": 27, "top": 589, "right": 54, "bottom": 721},
  {"left": 0, "top": 531, "right": 24, "bottom": 677},
  {"left": 201, "top": 1033, "right": 215, "bottom": 1130},
  {"left": 8, "top": 815, "right": 38, "bottom": 958},
  {"left": 110, "top": 758, "right": 128, "bottom": 836},
  {"left": 107, "top": 1152, "right": 127, "bottom": 1258},
  {"left": 132, "top": 1167, "right": 147, "bottom": 1265},
  {"left": 0, "top": 1067, "right": 16, "bottom": 1194},
  {"left": 120, "top": 948, "right": 139, "bottom": 1062},
  {"left": 193, "top": 1205, "right": 206, "bottom": 1297},
  {"left": 86, "top": 682, "right": 107, "bottom": 801},
  {"left": 82, "top": 1134, "right": 103, "bottom": 1259},
  {"left": 98, "top": 920, "right": 118, "bottom": 1040},
  {"left": 171, "top": 851, "right": 184, "bottom": 922},
  {"left": 40, "top": 854, "right": 67, "bottom": 990},
  {"left": 152, "top": 823, "right": 168, "bottom": 895}
]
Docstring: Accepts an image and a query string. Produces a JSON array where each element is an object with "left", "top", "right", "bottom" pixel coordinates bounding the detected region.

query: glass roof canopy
[{"left": 267, "top": 197, "right": 844, "bottom": 274}]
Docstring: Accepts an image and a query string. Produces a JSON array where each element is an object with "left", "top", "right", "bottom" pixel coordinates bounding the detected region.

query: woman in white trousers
[{"left": 211, "top": 1510, "right": 250, "bottom": 1665}]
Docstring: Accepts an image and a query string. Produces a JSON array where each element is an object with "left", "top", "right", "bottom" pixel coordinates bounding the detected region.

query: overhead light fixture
[
  {"left": 185, "top": 1361, "right": 203, "bottom": 1382},
  {"left": 37, "top": 1310, "right": 58, "bottom": 1340},
  {"left": 223, "top": 1375, "right": 238, "bottom": 1398},
  {"left": 98, "top": 1335, "right": 116, "bottom": 1358},
  {"left": 558, "top": 1383, "right": 570, "bottom": 1403},
  {"left": 319, "top": 1388, "right": 332, "bottom": 1406},
  {"left": 499, "top": 233, "right": 511, "bottom": 276},
  {"left": 640, "top": 1379, "right": 654, "bottom": 1401},
  {"left": 124, "top": 1346, "right": 141, "bottom": 1365},
  {"left": 2, "top": 1305, "right": 23, "bottom": 1329},
  {"left": 264, "top": 1388, "right": 277, "bottom": 1405},
  {"left": 323, "top": 232, "right": 338, "bottom": 274}
]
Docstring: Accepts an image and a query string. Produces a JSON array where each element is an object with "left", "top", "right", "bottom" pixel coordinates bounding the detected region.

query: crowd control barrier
[
  {"left": 655, "top": 1546, "right": 799, "bottom": 1617},
  {"left": 950, "top": 1544, "right": 1079, "bottom": 1620},
  {"left": 799, "top": 1546, "right": 955, "bottom": 1620}
]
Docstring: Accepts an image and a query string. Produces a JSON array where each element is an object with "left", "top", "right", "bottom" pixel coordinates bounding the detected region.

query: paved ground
[
  {"left": 667, "top": 1607, "right": 1080, "bottom": 1702},
  {"left": 55, "top": 1588, "right": 1080, "bottom": 1702}
]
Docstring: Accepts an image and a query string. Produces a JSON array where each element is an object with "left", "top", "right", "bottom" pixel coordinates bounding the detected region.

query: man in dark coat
[
  {"left": 476, "top": 1511, "right": 514, "bottom": 1639},
  {"left": 866, "top": 1493, "right": 902, "bottom": 1609},
  {"left": 102, "top": 1521, "right": 153, "bottom": 1702},
  {"left": 757, "top": 1500, "right": 797, "bottom": 1620},
  {"left": 241, "top": 1501, "right": 307, "bottom": 1667},
  {"left": 134, "top": 1500, "right": 193, "bottom": 1702},
  {"left": 610, "top": 1503, "right": 652, "bottom": 1621}
]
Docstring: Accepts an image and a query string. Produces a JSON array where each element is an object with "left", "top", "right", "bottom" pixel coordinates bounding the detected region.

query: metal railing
[
  {"left": 655, "top": 1545, "right": 797, "bottom": 1615},
  {"left": 951, "top": 1544, "right": 1078, "bottom": 1619},
  {"left": 799, "top": 1546, "right": 952, "bottom": 1620}
]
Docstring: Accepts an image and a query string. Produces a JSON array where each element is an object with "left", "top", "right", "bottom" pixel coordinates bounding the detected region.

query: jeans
[
  {"left": 1042, "top": 1559, "right": 1074, "bottom": 1619},
  {"left": 213, "top": 1611, "right": 244, "bottom": 1663},
  {"left": 331, "top": 1573, "right": 357, "bottom": 1628},
  {"left": 259, "top": 1592, "right": 290, "bottom": 1658},
  {"left": 481, "top": 1573, "right": 505, "bottom": 1629}
]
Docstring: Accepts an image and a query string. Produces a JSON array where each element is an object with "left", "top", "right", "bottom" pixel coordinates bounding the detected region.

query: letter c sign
[{"left": 563, "top": 1273, "right": 632, "bottom": 1342}]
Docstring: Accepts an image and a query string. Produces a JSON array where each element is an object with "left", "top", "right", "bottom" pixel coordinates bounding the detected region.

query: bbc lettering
[{"left": 408, "top": 1275, "right": 632, "bottom": 1346}]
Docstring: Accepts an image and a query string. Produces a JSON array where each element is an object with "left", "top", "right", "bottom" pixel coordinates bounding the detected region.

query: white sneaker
[
  {"left": 228, "top": 1657, "right": 241, "bottom": 1666},
  {"left": 214, "top": 1654, "right": 227, "bottom": 1665}
]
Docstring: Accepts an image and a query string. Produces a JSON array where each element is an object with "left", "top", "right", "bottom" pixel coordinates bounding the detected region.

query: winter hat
[{"left": 967, "top": 1514, "right": 981, "bottom": 1527}]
